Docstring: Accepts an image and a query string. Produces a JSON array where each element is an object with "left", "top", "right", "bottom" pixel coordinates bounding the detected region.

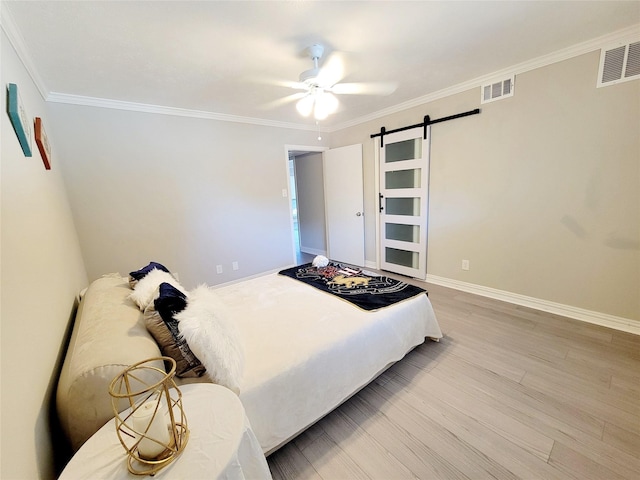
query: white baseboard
[
  {"left": 426, "top": 274, "right": 640, "bottom": 335},
  {"left": 365, "top": 260, "right": 378, "bottom": 270}
]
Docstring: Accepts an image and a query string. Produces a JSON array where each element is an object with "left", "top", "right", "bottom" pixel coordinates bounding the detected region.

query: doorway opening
[{"left": 285, "top": 145, "right": 328, "bottom": 265}]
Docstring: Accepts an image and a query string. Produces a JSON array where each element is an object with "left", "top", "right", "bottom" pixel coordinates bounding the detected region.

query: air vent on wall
[
  {"left": 481, "top": 76, "right": 515, "bottom": 104},
  {"left": 597, "top": 40, "right": 640, "bottom": 87}
]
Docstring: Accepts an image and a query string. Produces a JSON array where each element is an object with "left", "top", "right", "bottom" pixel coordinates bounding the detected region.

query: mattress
[{"left": 214, "top": 271, "right": 443, "bottom": 454}]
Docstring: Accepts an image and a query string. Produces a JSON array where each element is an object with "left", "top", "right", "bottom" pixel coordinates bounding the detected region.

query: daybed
[{"left": 56, "top": 263, "right": 443, "bottom": 455}]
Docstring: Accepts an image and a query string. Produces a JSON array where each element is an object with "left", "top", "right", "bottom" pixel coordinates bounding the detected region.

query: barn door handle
[{"left": 379, "top": 193, "right": 384, "bottom": 212}]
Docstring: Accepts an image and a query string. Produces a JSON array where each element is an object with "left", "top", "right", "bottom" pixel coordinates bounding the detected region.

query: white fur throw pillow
[
  {"left": 129, "top": 269, "right": 185, "bottom": 310},
  {"left": 175, "top": 285, "right": 245, "bottom": 394}
]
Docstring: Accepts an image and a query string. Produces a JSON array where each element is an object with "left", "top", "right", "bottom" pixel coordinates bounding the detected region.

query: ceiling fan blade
[
  {"left": 315, "top": 51, "right": 345, "bottom": 88},
  {"left": 261, "top": 92, "right": 307, "bottom": 110},
  {"left": 290, "top": 82, "right": 310, "bottom": 91},
  {"left": 250, "top": 74, "right": 309, "bottom": 90},
  {"left": 331, "top": 82, "right": 398, "bottom": 96},
  {"left": 266, "top": 79, "right": 309, "bottom": 90}
]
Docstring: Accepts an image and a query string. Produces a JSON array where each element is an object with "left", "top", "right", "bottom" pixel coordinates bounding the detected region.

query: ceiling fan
[{"left": 276, "top": 44, "right": 397, "bottom": 121}]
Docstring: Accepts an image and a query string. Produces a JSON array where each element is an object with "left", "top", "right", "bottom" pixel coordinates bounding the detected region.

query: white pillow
[
  {"left": 176, "top": 285, "right": 245, "bottom": 394},
  {"left": 129, "top": 269, "right": 185, "bottom": 310}
]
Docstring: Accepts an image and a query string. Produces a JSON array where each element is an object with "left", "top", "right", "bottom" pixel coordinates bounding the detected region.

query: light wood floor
[{"left": 267, "top": 281, "right": 640, "bottom": 480}]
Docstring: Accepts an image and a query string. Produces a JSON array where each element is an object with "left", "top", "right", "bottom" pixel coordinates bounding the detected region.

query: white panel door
[
  {"left": 324, "top": 144, "right": 365, "bottom": 266},
  {"left": 379, "top": 126, "right": 430, "bottom": 279}
]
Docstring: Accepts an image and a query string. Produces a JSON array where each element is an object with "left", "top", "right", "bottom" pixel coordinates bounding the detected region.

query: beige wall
[
  {"left": 47, "top": 104, "right": 326, "bottom": 288},
  {"left": 1, "top": 31, "right": 88, "bottom": 479},
  {"left": 331, "top": 51, "right": 640, "bottom": 321}
]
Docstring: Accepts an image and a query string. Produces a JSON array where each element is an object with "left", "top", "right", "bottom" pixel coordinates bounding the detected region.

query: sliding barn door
[
  {"left": 379, "top": 126, "right": 430, "bottom": 279},
  {"left": 324, "top": 144, "right": 365, "bottom": 267}
]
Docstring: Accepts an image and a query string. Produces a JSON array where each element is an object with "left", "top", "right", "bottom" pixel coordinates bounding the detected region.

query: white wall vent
[
  {"left": 597, "top": 40, "right": 640, "bottom": 87},
  {"left": 481, "top": 76, "right": 515, "bottom": 104}
]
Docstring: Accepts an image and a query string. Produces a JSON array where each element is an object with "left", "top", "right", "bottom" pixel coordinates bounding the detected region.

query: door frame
[{"left": 284, "top": 145, "right": 328, "bottom": 265}]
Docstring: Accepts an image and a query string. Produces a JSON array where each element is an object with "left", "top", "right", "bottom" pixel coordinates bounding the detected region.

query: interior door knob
[{"left": 356, "top": 212, "right": 362, "bottom": 217}]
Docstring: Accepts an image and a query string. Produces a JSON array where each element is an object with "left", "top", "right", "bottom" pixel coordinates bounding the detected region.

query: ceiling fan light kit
[
  {"left": 288, "top": 43, "right": 397, "bottom": 121},
  {"left": 296, "top": 89, "right": 339, "bottom": 120},
  {"left": 295, "top": 93, "right": 314, "bottom": 117},
  {"left": 315, "top": 91, "right": 339, "bottom": 119}
]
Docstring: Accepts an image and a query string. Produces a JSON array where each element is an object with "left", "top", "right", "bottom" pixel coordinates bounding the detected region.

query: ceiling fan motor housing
[
  {"left": 308, "top": 44, "right": 324, "bottom": 60},
  {"left": 299, "top": 68, "right": 321, "bottom": 85}
]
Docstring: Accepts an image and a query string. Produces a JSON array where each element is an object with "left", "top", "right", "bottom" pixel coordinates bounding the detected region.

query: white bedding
[{"left": 214, "top": 272, "right": 443, "bottom": 454}]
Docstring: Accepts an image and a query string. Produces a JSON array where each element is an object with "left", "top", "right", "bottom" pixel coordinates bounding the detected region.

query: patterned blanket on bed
[{"left": 278, "top": 262, "right": 426, "bottom": 311}]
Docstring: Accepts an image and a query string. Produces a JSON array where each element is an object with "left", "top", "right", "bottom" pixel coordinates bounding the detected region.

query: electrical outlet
[
  {"left": 462, "top": 259, "right": 470, "bottom": 271},
  {"left": 232, "top": 261, "right": 239, "bottom": 271},
  {"left": 216, "top": 265, "right": 223, "bottom": 274}
]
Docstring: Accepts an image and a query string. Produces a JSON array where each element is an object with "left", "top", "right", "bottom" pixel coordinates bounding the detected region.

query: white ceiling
[{"left": 3, "top": 1, "right": 639, "bottom": 128}]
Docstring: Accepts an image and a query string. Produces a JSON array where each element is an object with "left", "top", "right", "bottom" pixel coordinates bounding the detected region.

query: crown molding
[
  {"left": 45, "top": 92, "right": 326, "bottom": 131},
  {"left": 328, "top": 23, "right": 640, "bottom": 132},
  {"left": 1, "top": 1, "right": 321, "bottom": 132},
  {"left": 3, "top": 2, "right": 638, "bottom": 133},
  {"left": 1, "top": 2, "right": 50, "bottom": 101}
]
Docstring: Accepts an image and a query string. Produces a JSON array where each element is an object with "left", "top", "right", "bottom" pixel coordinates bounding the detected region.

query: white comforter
[{"left": 214, "top": 272, "right": 443, "bottom": 454}]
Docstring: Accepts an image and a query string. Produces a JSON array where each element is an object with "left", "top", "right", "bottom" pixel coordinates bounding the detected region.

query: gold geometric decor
[{"left": 108, "top": 357, "right": 189, "bottom": 476}]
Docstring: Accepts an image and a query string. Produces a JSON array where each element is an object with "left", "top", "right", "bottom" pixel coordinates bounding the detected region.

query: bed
[
  {"left": 56, "top": 262, "right": 442, "bottom": 455},
  {"left": 215, "top": 266, "right": 442, "bottom": 453}
]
